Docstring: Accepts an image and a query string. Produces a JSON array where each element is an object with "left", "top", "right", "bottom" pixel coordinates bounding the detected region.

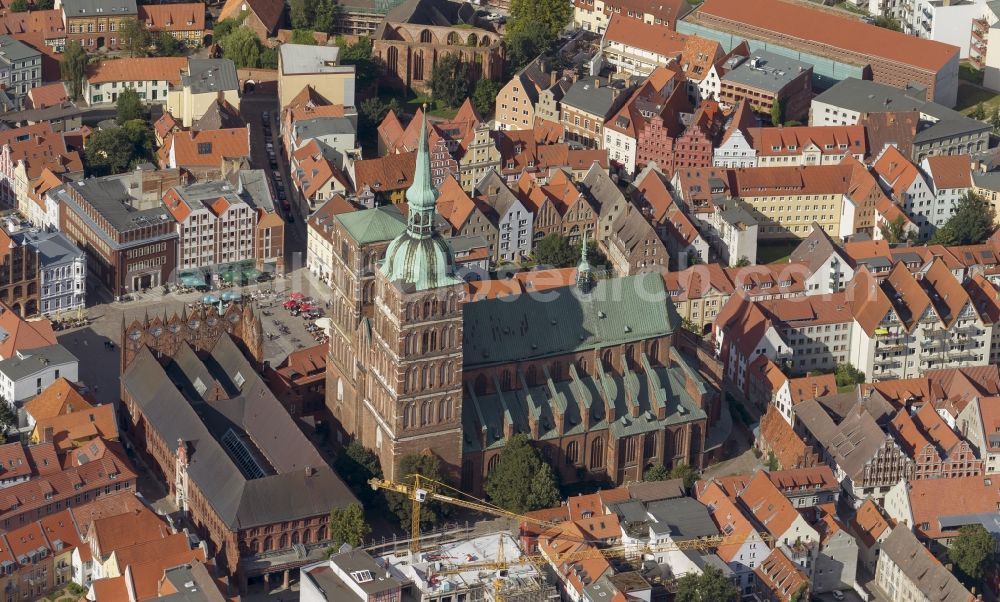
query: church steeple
[
  {"left": 404, "top": 108, "right": 437, "bottom": 238},
  {"left": 379, "top": 106, "right": 462, "bottom": 291}
]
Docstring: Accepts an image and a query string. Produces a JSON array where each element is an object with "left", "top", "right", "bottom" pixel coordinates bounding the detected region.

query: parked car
[{"left": 262, "top": 111, "right": 270, "bottom": 122}]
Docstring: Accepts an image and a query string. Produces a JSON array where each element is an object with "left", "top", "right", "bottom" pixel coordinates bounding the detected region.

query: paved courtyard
[{"left": 58, "top": 266, "right": 334, "bottom": 407}]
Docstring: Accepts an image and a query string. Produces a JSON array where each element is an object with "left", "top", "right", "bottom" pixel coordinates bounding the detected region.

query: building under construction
[{"left": 382, "top": 533, "right": 561, "bottom": 602}]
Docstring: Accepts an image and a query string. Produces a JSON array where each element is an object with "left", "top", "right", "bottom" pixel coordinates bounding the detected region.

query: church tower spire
[
  {"left": 577, "top": 230, "right": 594, "bottom": 293},
  {"left": 380, "top": 107, "right": 462, "bottom": 291}
]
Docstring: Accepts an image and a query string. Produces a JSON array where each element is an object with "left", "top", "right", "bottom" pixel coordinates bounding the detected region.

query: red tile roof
[
  {"left": 160, "top": 128, "right": 251, "bottom": 168},
  {"left": 33, "top": 404, "right": 118, "bottom": 454},
  {"left": 748, "top": 125, "right": 866, "bottom": 158},
  {"left": 0, "top": 303, "right": 56, "bottom": 360},
  {"left": 0, "top": 123, "right": 82, "bottom": 182},
  {"left": 736, "top": 470, "right": 802, "bottom": 538},
  {"left": 25, "top": 82, "right": 67, "bottom": 110},
  {"left": 905, "top": 476, "right": 1000, "bottom": 539},
  {"left": 91, "top": 505, "right": 171, "bottom": 559},
  {"left": 219, "top": 0, "right": 284, "bottom": 33},
  {"left": 695, "top": 0, "right": 958, "bottom": 72},
  {"left": 787, "top": 374, "right": 837, "bottom": 405},
  {"left": 849, "top": 498, "right": 892, "bottom": 548},
  {"left": 86, "top": 57, "right": 187, "bottom": 85},
  {"left": 23, "top": 378, "right": 95, "bottom": 423},
  {"left": 604, "top": 14, "right": 688, "bottom": 57},
  {"left": 754, "top": 547, "right": 808, "bottom": 602},
  {"left": 138, "top": 3, "right": 205, "bottom": 32},
  {"left": 924, "top": 154, "right": 972, "bottom": 190}
]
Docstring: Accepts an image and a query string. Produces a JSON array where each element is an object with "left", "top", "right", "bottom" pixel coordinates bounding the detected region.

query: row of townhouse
[{"left": 57, "top": 0, "right": 205, "bottom": 52}]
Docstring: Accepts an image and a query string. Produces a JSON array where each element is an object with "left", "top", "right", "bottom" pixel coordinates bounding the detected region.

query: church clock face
[
  {"left": 128, "top": 329, "right": 142, "bottom": 344},
  {"left": 228, "top": 313, "right": 240, "bottom": 324},
  {"left": 188, "top": 319, "right": 200, "bottom": 330},
  {"left": 150, "top": 326, "right": 162, "bottom": 338},
  {"left": 168, "top": 323, "right": 181, "bottom": 333},
  {"left": 207, "top": 316, "right": 218, "bottom": 327}
]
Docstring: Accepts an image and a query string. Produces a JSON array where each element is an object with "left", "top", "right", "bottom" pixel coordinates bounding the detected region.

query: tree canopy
[
  {"left": 669, "top": 463, "right": 699, "bottom": 490},
  {"left": 219, "top": 26, "right": 263, "bottom": 69},
  {"left": 533, "top": 233, "right": 578, "bottom": 268},
  {"left": 154, "top": 31, "right": 183, "bottom": 57},
  {"left": 484, "top": 434, "right": 561, "bottom": 514},
  {"left": 115, "top": 88, "right": 143, "bottom": 124},
  {"left": 290, "top": 29, "right": 318, "bottom": 45},
  {"left": 949, "top": 524, "right": 994, "bottom": 583},
  {"left": 770, "top": 97, "right": 784, "bottom": 127},
  {"left": 879, "top": 215, "right": 916, "bottom": 244},
  {"left": 83, "top": 120, "right": 155, "bottom": 177},
  {"left": 8, "top": 0, "right": 27, "bottom": 12},
  {"left": 333, "top": 441, "right": 383, "bottom": 505},
  {"left": 329, "top": 503, "right": 371, "bottom": 548},
  {"left": 508, "top": 0, "right": 571, "bottom": 41},
  {"left": 473, "top": 78, "right": 501, "bottom": 116},
  {"left": 930, "top": 191, "right": 996, "bottom": 246},
  {"left": 675, "top": 566, "right": 740, "bottom": 602},
  {"left": 336, "top": 37, "right": 379, "bottom": 90},
  {"left": 834, "top": 363, "right": 865, "bottom": 388},
  {"left": 385, "top": 454, "right": 451, "bottom": 530},
  {"left": 505, "top": 21, "right": 554, "bottom": 74},
  {"left": 61, "top": 42, "right": 88, "bottom": 102},
  {"left": 119, "top": 17, "right": 151, "bottom": 58},
  {"left": 429, "top": 54, "right": 471, "bottom": 109},
  {"left": 644, "top": 464, "right": 670, "bottom": 481}
]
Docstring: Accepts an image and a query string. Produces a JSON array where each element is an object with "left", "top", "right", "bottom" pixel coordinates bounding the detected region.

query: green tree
[
  {"left": 879, "top": 215, "right": 917, "bottom": 244},
  {"left": 576, "top": 238, "right": 609, "bottom": 269},
  {"left": 338, "top": 37, "right": 378, "bottom": 89},
  {"left": 949, "top": 524, "right": 994, "bottom": 583},
  {"left": 834, "top": 362, "right": 865, "bottom": 387},
  {"left": 328, "top": 503, "right": 371, "bottom": 547},
  {"left": 508, "top": 0, "right": 571, "bottom": 41},
  {"left": 766, "top": 451, "right": 779, "bottom": 471},
  {"left": 971, "top": 102, "right": 987, "bottom": 121},
  {"left": 83, "top": 120, "right": 155, "bottom": 177},
  {"left": 676, "top": 566, "right": 739, "bottom": 602},
  {"left": 360, "top": 96, "right": 401, "bottom": 130},
  {"left": 533, "top": 234, "right": 578, "bottom": 268},
  {"left": 505, "top": 20, "right": 554, "bottom": 73},
  {"left": 291, "top": 29, "right": 318, "bottom": 45},
  {"left": 314, "top": 0, "right": 344, "bottom": 34},
  {"left": 644, "top": 464, "right": 670, "bottom": 481},
  {"left": 220, "top": 26, "right": 262, "bottom": 68},
  {"left": 473, "top": 78, "right": 501, "bottom": 116},
  {"left": 35, "top": 0, "right": 53, "bottom": 8},
  {"left": 734, "top": 256, "right": 751, "bottom": 267},
  {"left": 428, "top": 53, "right": 471, "bottom": 109},
  {"left": 484, "top": 434, "right": 561, "bottom": 514},
  {"left": 212, "top": 17, "right": 241, "bottom": 40},
  {"left": 289, "top": 0, "right": 312, "bottom": 29},
  {"left": 154, "top": 31, "right": 182, "bottom": 56},
  {"left": 930, "top": 191, "right": 996, "bottom": 246},
  {"left": 260, "top": 47, "right": 279, "bottom": 68},
  {"left": 0, "top": 402, "right": 15, "bottom": 442},
  {"left": 119, "top": 17, "right": 151, "bottom": 58},
  {"left": 333, "top": 441, "right": 383, "bottom": 504},
  {"left": 115, "top": 88, "right": 143, "bottom": 124},
  {"left": 873, "top": 15, "right": 903, "bottom": 31},
  {"left": 61, "top": 41, "right": 87, "bottom": 102},
  {"left": 770, "top": 97, "right": 784, "bottom": 126},
  {"left": 8, "top": 0, "right": 27, "bottom": 12},
  {"left": 669, "top": 463, "right": 698, "bottom": 490},
  {"left": 385, "top": 453, "right": 451, "bottom": 530}
]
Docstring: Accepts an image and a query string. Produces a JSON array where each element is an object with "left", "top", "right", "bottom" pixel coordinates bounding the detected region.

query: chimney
[
  {"left": 594, "top": 78, "right": 601, "bottom": 88},
  {"left": 42, "top": 427, "right": 53, "bottom": 443},
  {"left": 304, "top": 465, "right": 315, "bottom": 476},
  {"left": 551, "top": 70, "right": 558, "bottom": 88}
]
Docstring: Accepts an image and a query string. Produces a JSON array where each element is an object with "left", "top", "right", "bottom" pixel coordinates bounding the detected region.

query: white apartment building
[
  {"left": 82, "top": 57, "right": 187, "bottom": 105},
  {"left": 920, "top": 154, "right": 973, "bottom": 229},
  {"left": 0, "top": 344, "right": 78, "bottom": 406},
  {"left": 713, "top": 127, "right": 757, "bottom": 168},
  {"left": 19, "top": 230, "right": 86, "bottom": 315},
  {"left": 161, "top": 180, "right": 256, "bottom": 271},
  {"left": 872, "top": 146, "right": 939, "bottom": 239}
]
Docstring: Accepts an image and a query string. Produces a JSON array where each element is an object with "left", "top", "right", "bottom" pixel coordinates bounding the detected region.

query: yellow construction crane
[
  {"left": 369, "top": 475, "right": 561, "bottom": 553},
  {"left": 369, "top": 475, "right": 772, "bottom": 602}
]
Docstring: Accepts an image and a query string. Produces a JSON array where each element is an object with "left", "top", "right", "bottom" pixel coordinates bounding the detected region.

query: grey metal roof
[
  {"left": 279, "top": 45, "right": 354, "bottom": 76},
  {"left": 646, "top": 498, "right": 719, "bottom": 539},
  {"left": 815, "top": 78, "right": 988, "bottom": 144},
  {"left": 294, "top": 117, "right": 356, "bottom": 141},
  {"left": 789, "top": 224, "right": 846, "bottom": 275},
  {"left": 183, "top": 59, "right": 239, "bottom": 94},
  {"left": 122, "top": 337, "right": 357, "bottom": 529},
  {"left": 157, "top": 562, "right": 226, "bottom": 602},
  {"left": 236, "top": 169, "right": 276, "bottom": 212},
  {"left": 561, "top": 77, "right": 628, "bottom": 119},
  {"left": 192, "top": 100, "right": 244, "bottom": 131},
  {"left": 880, "top": 527, "right": 971, "bottom": 601},
  {"left": 0, "top": 344, "right": 77, "bottom": 381},
  {"left": 973, "top": 170, "right": 1000, "bottom": 192},
  {"left": 721, "top": 50, "right": 812, "bottom": 93},
  {"left": 0, "top": 36, "right": 40, "bottom": 64},
  {"left": 60, "top": 0, "right": 136, "bottom": 17},
  {"left": 17, "top": 231, "right": 83, "bottom": 268},
  {"left": 326, "top": 549, "right": 402, "bottom": 595},
  {"left": 56, "top": 173, "right": 176, "bottom": 240}
]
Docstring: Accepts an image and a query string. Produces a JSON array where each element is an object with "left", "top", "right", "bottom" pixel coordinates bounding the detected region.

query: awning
[
  {"left": 874, "top": 327, "right": 889, "bottom": 336},
  {"left": 200, "top": 294, "right": 220, "bottom": 304},
  {"left": 221, "top": 291, "right": 242, "bottom": 302}
]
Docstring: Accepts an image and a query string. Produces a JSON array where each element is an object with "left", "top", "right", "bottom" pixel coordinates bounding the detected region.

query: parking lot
[{"left": 59, "top": 267, "right": 335, "bottom": 407}]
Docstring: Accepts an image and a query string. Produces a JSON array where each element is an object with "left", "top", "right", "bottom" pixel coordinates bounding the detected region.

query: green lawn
[
  {"left": 956, "top": 81, "right": 1000, "bottom": 115},
  {"left": 403, "top": 93, "right": 459, "bottom": 119},
  {"left": 757, "top": 240, "right": 799, "bottom": 264}
]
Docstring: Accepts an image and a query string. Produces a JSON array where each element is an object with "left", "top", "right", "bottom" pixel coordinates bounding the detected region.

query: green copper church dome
[{"left": 380, "top": 111, "right": 462, "bottom": 292}]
